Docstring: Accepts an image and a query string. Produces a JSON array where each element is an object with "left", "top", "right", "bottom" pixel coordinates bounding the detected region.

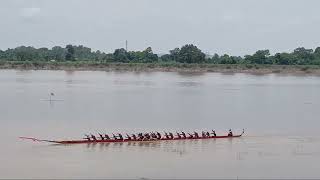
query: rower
[
  {"left": 194, "top": 132, "right": 199, "bottom": 138},
  {"left": 138, "top": 133, "right": 144, "bottom": 140},
  {"left": 206, "top": 131, "right": 210, "bottom": 137},
  {"left": 151, "top": 132, "right": 157, "bottom": 139},
  {"left": 176, "top": 132, "right": 182, "bottom": 139},
  {"left": 99, "top": 133, "right": 105, "bottom": 140},
  {"left": 188, "top": 133, "right": 194, "bottom": 138},
  {"left": 211, "top": 130, "right": 217, "bottom": 137},
  {"left": 126, "top": 134, "right": 132, "bottom": 140},
  {"left": 113, "top": 133, "right": 117, "bottom": 140},
  {"left": 149, "top": 132, "right": 154, "bottom": 139},
  {"left": 118, "top": 133, "right": 123, "bottom": 140},
  {"left": 104, "top": 134, "right": 111, "bottom": 140},
  {"left": 164, "top": 132, "right": 170, "bottom": 139},
  {"left": 228, "top": 129, "right": 233, "bottom": 137},
  {"left": 181, "top": 131, "right": 187, "bottom": 139},
  {"left": 91, "top": 134, "right": 97, "bottom": 141},
  {"left": 132, "top": 134, "right": 137, "bottom": 140},
  {"left": 156, "top": 132, "right": 162, "bottom": 140},
  {"left": 84, "top": 134, "right": 91, "bottom": 141},
  {"left": 169, "top": 132, "right": 174, "bottom": 139},
  {"left": 144, "top": 133, "right": 151, "bottom": 140},
  {"left": 202, "top": 131, "right": 206, "bottom": 138}
]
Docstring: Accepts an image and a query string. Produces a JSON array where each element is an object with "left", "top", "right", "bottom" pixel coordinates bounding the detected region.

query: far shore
[{"left": 1, "top": 61, "right": 320, "bottom": 75}]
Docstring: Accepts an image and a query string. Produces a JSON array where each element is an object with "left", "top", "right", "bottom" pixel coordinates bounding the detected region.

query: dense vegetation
[{"left": 1, "top": 44, "right": 320, "bottom": 65}]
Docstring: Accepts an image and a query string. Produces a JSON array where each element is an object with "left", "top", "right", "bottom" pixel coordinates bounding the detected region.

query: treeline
[{"left": 1, "top": 44, "right": 320, "bottom": 65}]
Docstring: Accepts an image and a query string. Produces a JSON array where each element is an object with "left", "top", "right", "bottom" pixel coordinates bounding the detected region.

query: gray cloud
[
  {"left": 0, "top": 0, "right": 320, "bottom": 56},
  {"left": 20, "top": 7, "right": 40, "bottom": 18}
]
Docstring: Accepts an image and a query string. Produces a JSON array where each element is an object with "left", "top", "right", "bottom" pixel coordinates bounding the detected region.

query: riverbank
[{"left": 1, "top": 61, "right": 320, "bottom": 75}]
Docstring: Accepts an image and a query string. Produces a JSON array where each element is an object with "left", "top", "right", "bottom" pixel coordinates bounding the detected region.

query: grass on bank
[{"left": 0, "top": 60, "right": 320, "bottom": 72}]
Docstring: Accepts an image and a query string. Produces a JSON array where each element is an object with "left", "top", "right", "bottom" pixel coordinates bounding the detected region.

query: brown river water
[{"left": 0, "top": 70, "right": 320, "bottom": 179}]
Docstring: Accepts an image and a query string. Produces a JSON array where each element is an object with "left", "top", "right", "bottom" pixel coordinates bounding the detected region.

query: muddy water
[{"left": 0, "top": 70, "right": 319, "bottom": 178}]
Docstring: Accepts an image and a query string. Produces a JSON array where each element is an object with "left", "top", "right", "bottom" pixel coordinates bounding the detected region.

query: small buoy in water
[{"left": 40, "top": 92, "right": 64, "bottom": 101}]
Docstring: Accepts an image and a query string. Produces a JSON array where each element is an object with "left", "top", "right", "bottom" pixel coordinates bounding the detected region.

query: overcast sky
[{"left": 1, "top": 0, "right": 320, "bottom": 55}]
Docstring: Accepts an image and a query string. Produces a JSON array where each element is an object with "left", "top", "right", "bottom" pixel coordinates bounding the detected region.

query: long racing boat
[{"left": 20, "top": 129, "right": 244, "bottom": 144}]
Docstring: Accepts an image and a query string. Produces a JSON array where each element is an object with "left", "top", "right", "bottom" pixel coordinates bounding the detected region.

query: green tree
[
  {"left": 102, "top": 53, "right": 114, "bottom": 62},
  {"left": 142, "top": 47, "right": 158, "bottom": 63},
  {"left": 177, "top": 44, "right": 205, "bottom": 63},
  {"left": 51, "top": 46, "right": 66, "bottom": 61},
  {"left": 73, "top": 45, "right": 93, "bottom": 60},
  {"left": 245, "top": 50, "right": 271, "bottom": 64},
  {"left": 65, "top": 45, "right": 75, "bottom": 61},
  {"left": 219, "top": 54, "right": 239, "bottom": 64},
  {"left": 273, "top": 52, "right": 296, "bottom": 65},
  {"left": 312, "top": 47, "right": 320, "bottom": 65},
  {"left": 313, "top": 47, "right": 320, "bottom": 59},
  {"left": 37, "top": 47, "right": 50, "bottom": 61},
  {"left": 293, "top": 47, "right": 313, "bottom": 65},
  {"left": 0, "top": 50, "right": 3, "bottom": 60},
  {"left": 207, "top": 53, "right": 220, "bottom": 64},
  {"left": 315, "top": 47, "right": 320, "bottom": 56},
  {"left": 113, "top": 48, "right": 129, "bottom": 62},
  {"left": 15, "top": 46, "right": 37, "bottom": 61},
  {"left": 160, "top": 54, "right": 173, "bottom": 62},
  {"left": 169, "top": 48, "right": 180, "bottom": 62}
]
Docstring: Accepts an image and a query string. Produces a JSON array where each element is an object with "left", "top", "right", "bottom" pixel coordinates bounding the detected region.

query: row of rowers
[{"left": 84, "top": 129, "right": 233, "bottom": 141}]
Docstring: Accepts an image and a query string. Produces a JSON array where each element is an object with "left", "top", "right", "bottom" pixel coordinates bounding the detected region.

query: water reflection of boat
[{"left": 82, "top": 140, "right": 204, "bottom": 156}]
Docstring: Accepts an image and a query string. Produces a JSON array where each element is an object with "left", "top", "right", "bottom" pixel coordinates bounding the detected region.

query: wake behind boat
[{"left": 20, "top": 129, "right": 244, "bottom": 144}]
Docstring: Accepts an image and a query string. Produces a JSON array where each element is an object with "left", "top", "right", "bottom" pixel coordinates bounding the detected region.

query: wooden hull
[{"left": 54, "top": 134, "right": 243, "bottom": 144}]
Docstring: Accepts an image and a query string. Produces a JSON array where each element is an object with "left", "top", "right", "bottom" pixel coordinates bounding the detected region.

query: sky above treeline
[{"left": 1, "top": 0, "right": 320, "bottom": 56}]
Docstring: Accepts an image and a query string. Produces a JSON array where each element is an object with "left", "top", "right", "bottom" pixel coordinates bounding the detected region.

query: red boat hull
[{"left": 54, "top": 134, "right": 243, "bottom": 144}]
